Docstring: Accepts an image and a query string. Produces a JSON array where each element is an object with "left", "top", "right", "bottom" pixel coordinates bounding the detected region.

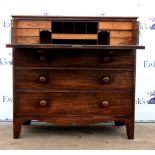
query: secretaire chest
[{"left": 7, "top": 15, "right": 144, "bottom": 139}]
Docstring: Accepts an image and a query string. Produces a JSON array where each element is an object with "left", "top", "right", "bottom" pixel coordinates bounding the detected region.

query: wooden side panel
[
  {"left": 16, "top": 20, "right": 51, "bottom": 29},
  {"left": 98, "top": 22, "right": 133, "bottom": 30},
  {"left": 11, "top": 19, "right": 17, "bottom": 43},
  {"left": 132, "top": 21, "right": 139, "bottom": 44}
]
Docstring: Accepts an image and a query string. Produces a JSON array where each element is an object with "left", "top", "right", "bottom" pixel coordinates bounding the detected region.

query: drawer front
[
  {"left": 15, "top": 92, "right": 133, "bottom": 115},
  {"left": 98, "top": 21, "right": 133, "bottom": 30},
  {"left": 14, "top": 49, "right": 134, "bottom": 69},
  {"left": 15, "top": 69, "right": 134, "bottom": 91},
  {"left": 16, "top": 36, "right": 39, "bottom": 44},
  {"left": 16, "top": 20, "right": 51, "bottom": 29}
]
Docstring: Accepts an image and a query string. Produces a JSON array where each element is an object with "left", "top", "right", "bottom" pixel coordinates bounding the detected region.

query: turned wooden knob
[
  {"left": 39, "top": 100, "right": 47, "bottom": 107},
  {"left": 102, "top": 76, "right": 110, "bottom": 83},
  {"left": 40, "top": 55, "right": 47, "bottom": 62},
  {"left": 102, "top": 56, "right": 110, "bottom": 63},
  {"left": 101, "top": 101, "right": 109, "bottom": 107},
  {"left": 39, "top": 76, "right": 47, "bottom": 83}
]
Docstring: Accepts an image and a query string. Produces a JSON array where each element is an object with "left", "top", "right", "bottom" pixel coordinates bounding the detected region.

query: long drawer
[
  {"left": 15, "top": 69, "right": 134, "bottom": 91},
  {"left": 14, "top": 49, "right": 134, "bottom": 69},
  {"left": 15, "top": 92, "right": 133, "bottom": 115}
]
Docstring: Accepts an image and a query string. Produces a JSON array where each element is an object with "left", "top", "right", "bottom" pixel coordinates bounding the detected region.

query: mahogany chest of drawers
[{"left": 7, "top": 15, "right": 144, "bottom": 139}]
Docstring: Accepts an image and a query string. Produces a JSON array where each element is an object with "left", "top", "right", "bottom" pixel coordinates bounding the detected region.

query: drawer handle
[
  {"left": 39, "top": 100, "right": 47, "bottom": 107},
  {"left": 102, "top": 76, "right": 110, "bottom": 84},
  {"left": 39, "top": 76, "right": 47, "bottom": 83},
  {"left": 101, "top": 101, "right": 109, "bottom": 107},
  {"left": 102, "top": 56, "right": 110, "bottom": 63},
  {"left": 40, "top": 55, "right": 47, "bottom": 62}
]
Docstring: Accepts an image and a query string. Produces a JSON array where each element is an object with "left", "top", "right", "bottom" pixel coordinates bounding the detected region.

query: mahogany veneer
[{"left": 7, "top": 15, "right": 144, "bottom": 139}]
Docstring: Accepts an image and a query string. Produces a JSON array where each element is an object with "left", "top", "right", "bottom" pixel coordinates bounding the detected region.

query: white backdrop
[{"left": 0, "top": 0, "right": 155, "bottom": 121}]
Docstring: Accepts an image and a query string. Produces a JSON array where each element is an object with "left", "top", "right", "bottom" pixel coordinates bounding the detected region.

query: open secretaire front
[{"left": 7, "top": 15, "right": 145, "bottom": 139}]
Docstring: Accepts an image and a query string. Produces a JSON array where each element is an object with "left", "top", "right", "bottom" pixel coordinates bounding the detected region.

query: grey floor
[{"left": 0, "top": 121, "right": 155, "bottom": 150}]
